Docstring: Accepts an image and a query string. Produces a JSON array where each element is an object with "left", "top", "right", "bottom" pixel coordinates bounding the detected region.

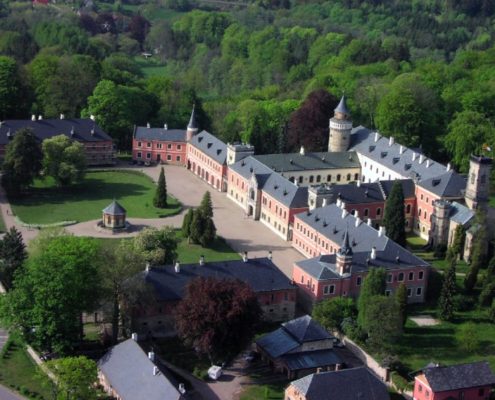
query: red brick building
[{"left": 413, "top": 362, "right": 495, "bottom": 400}]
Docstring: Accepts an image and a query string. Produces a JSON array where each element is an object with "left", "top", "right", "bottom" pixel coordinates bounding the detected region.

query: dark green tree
[
  {"left": 396, "top": 283, "right": 408, "bottom": 326},
  {"left": 200, "top": 217, "right": 216, "bottom": 247},
  {"left": 313, "top": 297, "right": 356, "bottom": 332},
  {"left": 199, "top": 191, "right": 213, "bottom": 218},
  {"left": 451, "top": 225, "right": 465, "bottom": 261},
  {"left": 439, "top": 261, "right": 457, "bottom": 321},
  {"left": 480, "top": 256, "right": 495, "bottom": 306},
  {"left": 357, "top": 268, "right": 386, "bottom": 329},
  {"left": 0, "top": 227, "right": 27, "bottom": 290},
  {"left": 465, "top": 218, "right": 487, "bottom": 292},
  {"left": 153, "top": 167, "right": 168, "bottom": 208},
  {"left": 1, "top": 128, "right": 42, "bottom": 194},
  {"left": 0, "top": 55, "right": 26, "bottom": 119},
  {"left": 182, "top": 208, "right": 195, "bottom": 242},
  {"left": 189, "top": 210, "right": 205, "bottom": 245},
  {"left": 383, "top": 181, "right": 406, "bottom": 247}
]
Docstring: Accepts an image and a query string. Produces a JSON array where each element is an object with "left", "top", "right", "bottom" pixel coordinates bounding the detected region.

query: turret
[
  {"left": 186, "top": 104, "right": 198, "bottom": 142},
  {"left": 336, "top": 229, "right": 353, "bottom": 275},
  {"left": 226, "top": 142, "right": 255, "bottom": 165},
  {"left": 465, "top": 155, "right": 492, "bottom": 211},
  {"left": 328, "top": 95, "right": 353, "bottom": 152}
]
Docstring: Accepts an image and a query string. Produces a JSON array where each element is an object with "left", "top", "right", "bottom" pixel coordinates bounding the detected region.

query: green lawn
[
  {"left": 0, "top": 333, "right": 53, "bottom": 399},
  {"left": 9, "top": 170, "right": 181, "bottom": 225},
  {"left": 240, "top": 383, "right": 286, "bottom": 400}
]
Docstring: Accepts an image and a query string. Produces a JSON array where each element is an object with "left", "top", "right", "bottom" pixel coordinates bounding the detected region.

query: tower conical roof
[
  {"left": 338, "top": 229, "right": 353, "bottom": 256},
  {"left": 334, "top": 95, "right": 350, "bottom": 116},
  {"left": 187, "top": 104, "right": 198, "bottom": 130},
  {"left": 103, "top": 200, "right": 126, "bottom": 216}
]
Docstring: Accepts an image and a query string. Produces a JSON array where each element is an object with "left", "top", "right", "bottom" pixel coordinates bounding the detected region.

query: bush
[
  {"left": 192, "top": 366, "right": 208, "bottom": 380},
  {"left": 453, "top": 294, "right": 476, "bottom": 311},
  {"left": 456, "top": 322, "right": 481, "bottom": 352},
  {"left": 391, "top": 372, "right": 413, "bottom": 392}
]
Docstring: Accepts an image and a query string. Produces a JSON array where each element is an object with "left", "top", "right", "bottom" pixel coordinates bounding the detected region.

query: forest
[{"left": 0, "top": 0, "right": 494, "bottom": 171}]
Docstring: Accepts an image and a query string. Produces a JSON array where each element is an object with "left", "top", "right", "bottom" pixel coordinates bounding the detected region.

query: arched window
[
  {"left": 327, "top": 175, "right": 332, "bottom": 182},
  {"left": 309, "top": 176, "right": 314, "bottom": 183},
  {"left": 364, "top": 208, "right": 369, "bottom": 217},
  {"left": 406, "top": 204, "right": 411, "bottom": 214},
  {"left": 354, "top": 173, "right": 359, "bottom": 180},
  {"left": 250, "top": 189, "right": 255, "bottom": 200},
  {"left": 418, "top": 208, "right": 422, "bottom": 217},
  {"left": 376, "top": 208, "right": 382, "bottom": 216},
  {"left": 337, "top": 174, "right": 341, "bottom": 182},
  {"left": 351, "top": 209, "right": 356, "bottom": 215},
  {"left": 347, "top": 173, "right": 351, "bottom": 181},
  {"left": 316, "top": 175, "right": 321, "bottom": 183},
  {"left": 299, "top": 176, "right": 303, "bottom": 184}
]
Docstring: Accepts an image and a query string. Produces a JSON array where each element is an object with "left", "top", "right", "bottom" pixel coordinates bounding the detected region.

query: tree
[
  {"left": 364, "top": 295, "right": 403, "bottom": 353},
  {"left": 395, "top": 283, "right": 408, "bottom": 326},
  {"left": 189, "top": 210, "right": 205, "bottom": 245},
  {"left": 182, "top": 208, "right": 195, "bottom": 242},
  {"left": 46, "top": 356, "right": 97, "bottom": 400},
  {"left": 99, "top": 240, "right": 146, "bottom": 344},
  {"left": 480, "top": 256, "right": 495, "bottom": 306},
  {"left": 1, "top": 235, "right": 100, "bottom": 353},
  {"left": 456, "top": 322, "right": 480, "bottom": 353},
  {"left": 175, "top": 277, "right": 261, "bottom": 359},
  {"left": 199, "top": 191, "right": 213, "bottom": 218},
  {"left": 1, "top": 128, "right": 43, "bottom": 194},
  {"left": 357, "top": 268, "right": 386, "bottom": 329},
  {"left": 0, "top": 56, "right": 26, "bottom": 119},
  {"left": 153, "top": 167, "right": 168, "bottom": 208},
  {"left": 439, "top": 261, "right": 457, "bottom": 321},
  {"left": 313, "top": 297, "right": 356, "bottom": 332},
  {"left": 449, "top": 225, "right": 465, "bottom": 261},
  {"left": 200, "top": 217, "right": 216, "bottom": 247},
  {"left": 0, "top": 227, "right": 27, "bottom": 290},
  {"left": 286, "top": 89, "right": 338, "bottom": 152},
  {"left": 132, "top": 226, "right": 178, "bottom": 266},
  {"left": 383, "top": 181, "right": 406, "bottom": 247},
  {"left": 465, "top": 217, "right": 487, "bottom": 292},
  {"left": 42, "top": 135, "right": 86, "bottom": 186}
]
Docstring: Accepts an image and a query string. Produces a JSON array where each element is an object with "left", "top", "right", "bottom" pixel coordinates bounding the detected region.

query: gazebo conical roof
[{"left": 103, "top": 200, "right": 126, "bottom": 216}]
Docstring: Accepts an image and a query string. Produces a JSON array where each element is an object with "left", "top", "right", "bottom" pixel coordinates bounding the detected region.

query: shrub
[
  {"left": 391, "top": 372, "right": 413, "bottom": 392},
  {"left": 453, "top": 294, "right": 476, "bottom": 311},
  {"left": 456, "top": 322, "right": 481, "bottom": 352}
]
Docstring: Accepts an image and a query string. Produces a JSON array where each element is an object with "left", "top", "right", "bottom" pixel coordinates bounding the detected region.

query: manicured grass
[
  {"left": 240, "top": 383, "right": 286, "bottom": 400},
  {"left": 9, "top": 170, "right": 181, "bottom": 224},
  {"left": 133, "top": 56, "right": 168, "bottom": 77},
  {"left": 0, "top": 333, "right": 53, "bottom": 399}
]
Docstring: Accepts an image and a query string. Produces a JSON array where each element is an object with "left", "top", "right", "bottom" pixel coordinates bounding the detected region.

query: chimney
[
  {"left": 164, "top": 123, "right": 168, "bottom": 130},
  {"left": 60, "top": 113, "right": 65, "bottom": 120},
  {"left": 31, "top": 114, "right": 36, "bottom": 121},
  {"left": 354, "top": 210, "right": 359, "bottom": 220},
  {"left": 336, "top": 199, "right": 341, "bottom": 207},
  {"left": 357, "top": 180, "right": 361, "bottom": 187},
  {"left": 242, "top": 251, "right": 248, "bottom": 263},
  {"left": 174, "top": 261, "right": 180, "bottom": 273},
  {"left": 341, "top": 209, "right": 348, "bottom": 218},
  {"left": 91, "top": 128, "right": 95, "bottom": 136},
  {"left": 341, "top": 201, "right": 346, "bottom": 210},
  {"left": 399, "top": 145, "right": 404, "bottom": 154},
  {"left": 38, "top": 115, "right": 42, "bottom": 120},
  {"left": 268, "top": 250, "right": 272, "bottom": 261},
  {"left": 322, "top": 198, "right": 328, "bottom": 207},
  {"left": 299, "top": 146, "right": 305, "bottom": 156},
  {"left": 374, "top": 132, "right": 380, "bottom": 142},
  {"left": 355, "top": 217, "right": 361, "bottom": 228},
  {"left": 153, "top": 366, "right": 159, "bottom": 376},
  {"left": 148, "top": 351, "right": 155, "bottom": 361},
  {"left": 446, "top": 163, "right": 451, "bottom": 172},
  {"left": 426, "top": 159, "right": 431, "bottom": 168},
  {"left": 199, "top": 255, "right": 205, "bottom": 266},
  {"left": 131, "top": 333, "right": 138, "bottom": 342},
  {"left": 370, "top": 246, "right": 377, "bottom": 260},
  {"left": 412, "top": 152, "right": 417, "bottom": 161},
  {"left": 389, "top": 136, "right": 394, "bottom": 146},
  {"left": 419, "top": 154, "right": 424, "bottom": 163},
  {"left": 378, "top": 226, "right": 386, "bottom": 237},
  {"left": 146, "top": 122, "right": 150, "bottom": 128},
  {"left": 90, "top": 114, "right": 95, "bottom": 121},
  {"left": 367, "top": 218, "right": 372, "bottom": 226}
]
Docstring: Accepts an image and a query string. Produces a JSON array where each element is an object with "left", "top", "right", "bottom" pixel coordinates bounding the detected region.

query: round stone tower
[{"left": 328, "top": 95, "right": 353, "bottom": 152}]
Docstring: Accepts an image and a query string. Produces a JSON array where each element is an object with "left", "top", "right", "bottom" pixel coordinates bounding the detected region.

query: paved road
[{"left": 0, "top": 385, "right": 24, "bottom": 400}]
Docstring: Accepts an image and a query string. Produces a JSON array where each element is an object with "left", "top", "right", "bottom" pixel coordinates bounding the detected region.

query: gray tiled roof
[
  {"left": 422, "top": 361, "right": 495, "bottom": 392},
  {"left": 102, "top": 200, "right": 126, "bottom": 215},
  {"left": 189, "top": 130, "right": 227, "bottom": 164},
  {"left": 282, "top": 349, "right": 342, "bottom": 371},
  {"left": 230, "top": 156, "right": 308, "bottom": 208},
  {"left": 294, "top": 204, "right": 428, "bottom": 275},
  {"left": 0, "top": 118, "right": 112, "bottom": 144},
  {"left": 350, "top": 127, "right": 465, "bottom": 190},
  {"left": 282, "top": 315, "right": 332, "bottom": 342},
  {"left": 256, "top": 328, "right": 300, "bottom": 358},
  {"left": 141, "top": 257, "right": 294, "bottom": 302},
  {"left": 134, "top": 126, "right": 186, "bottom": 142},
  {"left": 335, "top": 95, "right": 350, "bottom": 115},
  {"left": 449, "top": 202, "right": 474, "bottom": 225},
  {"left": 417, "top": 171, "right": 467, "bottom": 198},
  {"left": 253, "top": 151, "right": 360, "bottom": 172},
  {"left": 292, "top": 367, "right": 390, "bottom": 400},
  {"left": 98, "top": 339, "right": 182, "bottom": 400}
]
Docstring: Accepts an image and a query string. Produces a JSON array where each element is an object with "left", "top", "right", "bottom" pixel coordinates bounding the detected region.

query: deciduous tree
[
  {"left": 357, "top": 268, "right": 386, "bottom": 330},
  {"left": 47, "top": 356, "right": 97, "bottom": 400},
  {"left": 132, "top": 226, "right": 178, "bottom": 266},
  {"left": 175, "top": 277, "right": 261, "bottom": 359},
  {"left": 42, "top": 135, "right": 86, "bottom": 186},
  {"left": 313, "top": 297, "right": 356, "bottom": 332},
  {"left": 153, "top": 167, "right": 168, "bottom": 208},
  {"left": 383, "top": 181, "right": 406, "bottom": 247}
]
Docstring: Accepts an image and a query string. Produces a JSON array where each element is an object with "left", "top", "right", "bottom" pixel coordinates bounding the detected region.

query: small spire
[
  {"left": 187, "top": 103, "right": 198, "bottom": 130},
  {"left": 334, "top": 95, "right": 350, "bottom": 116},
  {"left": 338, "top": 228, "right": 353, "bottom": 256}
]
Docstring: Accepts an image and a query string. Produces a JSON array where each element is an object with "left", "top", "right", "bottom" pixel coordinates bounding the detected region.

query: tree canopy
[{"left": 42, "top": 135, "right": 86, "bottom": 186}]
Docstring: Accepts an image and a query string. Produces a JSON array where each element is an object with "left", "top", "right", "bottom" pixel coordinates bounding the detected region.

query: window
[
  {"left": 316, "top": 175, "right": 321, "bottom": 183},
  {"left": 354, "top": 173, "right": 359, "bottom": 180},
  {"left": 137, "top": 141, "right": 142, "bottom": 147},
  {"left": 300, "top": 276, "right": 304, "bottom": 283},
  {"left": 147, "top": 142, "right": 151, "bottom": 148},
  {"left": 385, "top": 290, "right": 391, "bottom": 296},
  {"left": 176, "top": 156, "right": 181, "bottom": 162},
  {"left": 177, "top": 144, "right": 182, "bottom": 150},
  {"left": 167, "top": 144, "right": 172, "bottom": 149},
  {"left": 364, "top": 208, "right": 369, "bottom": 217},
  {"left": 418, "top": 208, "right": 422, "bottom": 216},
  {"left": 146, "top": 153, "right": 151, "bottom": 159},
  {"left": 137, "top": 152, "right": 142, "bottom": 158},
  {"left": 398, "top": 272, "right": 404, "bottom": 282},
  {"left": 356, "top": 276, "right": 362, "bottom": 286},
  {"left": 416, "top": 287, "right": 422, "bottom": 296},
  {"left": 408, "top": 272, "right": 414, "bottom": 281},
  {"left": 407, "top": 288, "right": 412, "bottom": 297},
  {"left": 157, "top": 143, "right": 162, "bottom": 149},
  {"left": 323, "top": 285, "right": 335, "bottom": 295},
  {"left": 406, "top": 204, "right": 411, "bottom": 214},
  {"left": 418, "top": 385, "right": 422, "bottom": 392},
  {"left": 376, "top": 208, "right": 382, "bottom": 216},
  {"left": 299, "top": 176, "right": 303, "bottom": 183},
  {"left": 309, "top": 176, "right": 314, "bottom": 183},
  {"left": 337, "top": 174, "right": 341, "bottom": 182},
  {"left": 346, "top": 173, "right": 351, "bottom": 181},
  {"left": 327, "top": 175, "right": 332, "bottom": 182},
  {"left": 387, "top": 274, "right": 393, "bottom": 283},
  {"left": 167, "top": 155, "right": 172, "bottom": 161}
]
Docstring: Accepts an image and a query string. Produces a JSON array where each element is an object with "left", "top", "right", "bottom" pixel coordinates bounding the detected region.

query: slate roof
[
  {"left": 282, "top": 315, "right": 332, "bottom": 343},
  {"left": 0, "top": 118, "right": 112, "bottom": 144},
  {"left": 140, "top": 257, "right": 294, "bottom": 302},
  {"left": 103, "top": 200, "right": 126, "bottom": 216},
  {"left": 134, "top": 126, "right": 187, "bottom": 142},
  {"left": 334, "top": 95, "right": 350, "bottom": 115},
  {"left": 310, "top": 179, "right": 415, "bottom": 206},
  {"left": 422, "top": 361, "right": 495, "bottom": 392},
  {"left": 282, "top": 349, "right": 342, "bottom": 371},
  {"left": 256, "top": 328, "right": 300, "bottom": 358},
  {"left": 349, "top": 127, "right": 466, "bottom": 197},
  {"left": 230, "top": 156, "right": 308, "bottom": 208},
  {"left": 253, "top": 151, "right": 360, "bottom": 172},
  {"left": 189, "top": 130, "right": 227, "bottom": 164},
  {"left": 449, "top": 202, "right": 474, "bottom": 226},
  {"left": 294, "top": 204, "right": 429, "bottom": 278},
  {"left": 291, "top": 367, "right": 390, "bottom": 400},
  {"left": 98, "top": 339, "right": 182, "bottom": 400}
]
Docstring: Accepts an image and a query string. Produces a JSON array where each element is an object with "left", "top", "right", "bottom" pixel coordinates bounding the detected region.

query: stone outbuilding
[{"left": 102, "top": 200, "right": 126, "bottom": 229}]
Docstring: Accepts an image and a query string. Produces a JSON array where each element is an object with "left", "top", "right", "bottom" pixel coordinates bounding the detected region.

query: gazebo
[{"left": 102, "top": 200, "right": 127, "bottom": 229}]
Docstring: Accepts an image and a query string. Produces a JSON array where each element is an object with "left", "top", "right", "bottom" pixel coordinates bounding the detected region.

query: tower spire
[
  {"left": 338, "top": 228, "right": 353, "bottom": 256},
  {"left": 334, "top": 94, "right": 350, "bottom": 116},
  {"left": 186, "top": 103, "right": 199, "bottom": 142}
]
